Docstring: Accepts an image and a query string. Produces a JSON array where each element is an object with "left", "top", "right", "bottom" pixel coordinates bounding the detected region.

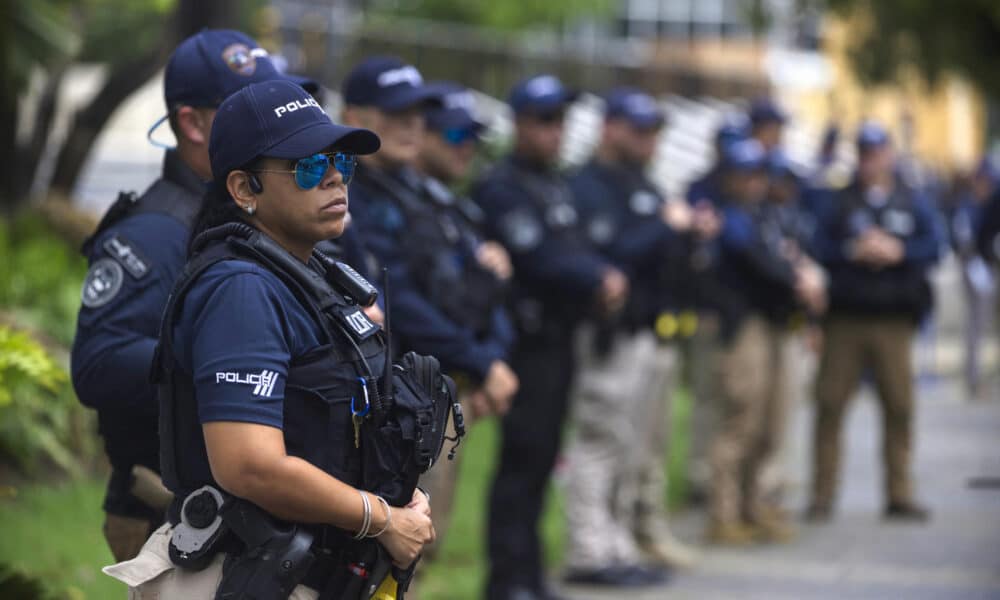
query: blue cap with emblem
[
  {"left": 424, "top": 81, "right": 486, "bottom": 132},
  {"left": 748, "top": 97, "right": 788, "bottom": 126},
  {"left": 508, "top": 74, "right": 578, "bottom": 115},
  {"left": 165, "top": 29, "right": 317, "bottom": 109},
  {"left": 604, "top": 87, "right": 665, "bottom": 130},
  {"left": 342, "top": 56, "right": 441, "bottom": 112},
  {"left": 209, "top": 79, "right": 380, "bottom": 183},
  {"left": 724, "top": 139, "right": 768, "bottom": 171},
  {"left": 856, "top": 121, "right": 891, "bottom": 151}
]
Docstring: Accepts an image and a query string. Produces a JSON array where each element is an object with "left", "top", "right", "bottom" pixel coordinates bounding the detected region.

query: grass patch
[
  {"left": 0, "top": 479, "right": 123, "bottom": 599},
  {"left": 416, "top": 418, "right": 568, "bottom": 600}
]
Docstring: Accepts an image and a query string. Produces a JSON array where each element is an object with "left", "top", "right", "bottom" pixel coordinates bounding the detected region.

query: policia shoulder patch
[
  {"left": 81, "top": 258, "right": 124, "bottom": 308},
  {"left": 103, "top": 235, "right": 151, "bottom": 279}
]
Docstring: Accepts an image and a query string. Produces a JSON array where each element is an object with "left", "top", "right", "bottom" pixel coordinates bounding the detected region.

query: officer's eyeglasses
[
  {"left": 253, "top": 152, "right": 357, "bottom": 189},
  {"left": 441, "top": 127, "right": 478, "bottom": 146}
]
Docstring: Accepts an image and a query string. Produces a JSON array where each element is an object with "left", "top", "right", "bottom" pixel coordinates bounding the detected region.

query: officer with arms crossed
[
  {"left": 104, "top": 80, "right": 447, "bottom": 599},
  {"left": 71, "top": 29, "right": 316, "bottom": 562},
  {"left": 339, "top": 60, "right": 519, "bottom": 553},
  {"left": 472, "top": 74, "right": 628, "bottom": 600},
  {"left": 564, "top": 87, "right": 706, "bottom": 586},
  {"left": 410, "top": 81, "right": 519, "bottom": 549},
  {"left": 707, "top": 139, "right": 824, "bottom": 545},
  {"left": 808, "top": 122, "right": 939, "bottom": 522},
  {"left": 340, "top": 59, "right": 518, "bottom": 423}
]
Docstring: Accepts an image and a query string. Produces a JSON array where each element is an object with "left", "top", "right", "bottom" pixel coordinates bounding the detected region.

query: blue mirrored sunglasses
[
  {"left": 293, "top": 152, "right": 357, "bottom": 188},
  {"left": 254, "top": 152, "right": 357, "bottom": 189},
  {"left": 441, "top": 127, "right": 478, "bottom": 146}
]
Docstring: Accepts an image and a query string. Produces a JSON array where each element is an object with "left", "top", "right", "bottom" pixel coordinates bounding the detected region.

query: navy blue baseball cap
[
  {"left": 604, "top": 87, "right": 665, "bottom": 129},
  {"left": 509, "top": 74, "right": 578, "bottom": 115},
  {"left": 209, "top": 80, "right": 380, "bottom": 183},
  {"left": 724, "top": 139, "right": 768, "bottom": 171},
  {"left": 341, "top": 56, "right": 440, "bottom": 112},
  {"left": 164, "top": 29, "right": 317, "bottom": 109},
  {"left": 768, "top": 149, "right": 802, "bottom": 181},
  {"left": 424, "top": 81, "right": 486, "bottom": 132},
  {"left": 857, "top": 121, "right": 891, "bottom": 150},
  {"left": 748, "top": 97, "right": 788, "bottom": 126},
  {"left": 716, "top": 114, "right": 750, "bottom": 146}
]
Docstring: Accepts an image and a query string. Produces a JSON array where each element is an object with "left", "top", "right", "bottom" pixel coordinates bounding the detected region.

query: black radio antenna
[{"left": 381, "top": 267, "right": 393, "bottom": 409}]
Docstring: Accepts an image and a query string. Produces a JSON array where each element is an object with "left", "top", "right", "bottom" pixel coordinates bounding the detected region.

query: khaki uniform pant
[
  {"left": 564, "top": 328, "right": 677, "bottom": 569},
  {"left": 104, "top": 513, "right": 157, "bottom": 563},
  {"left": 104, "top": 524, "right": 320, "bottom": 599},
  {"left": 811, "top": 315, "right": 916, "bottom": 509},
  {"left": 708, "top": 316, "right": 792, "bottom": 525},
  {"left": 687, "top": 314, "right": 721, "bottom": 498}
]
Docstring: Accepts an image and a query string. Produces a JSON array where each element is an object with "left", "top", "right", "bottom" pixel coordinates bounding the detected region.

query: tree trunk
[
  {"left": 0, "top": 96, "right": 22, "bottom": 214},
  {"left": 47, "top": 48, "right": 164, "bottom": 197},
  {"left": 45, "top": 0, "right": 237, "bottom": 199}
]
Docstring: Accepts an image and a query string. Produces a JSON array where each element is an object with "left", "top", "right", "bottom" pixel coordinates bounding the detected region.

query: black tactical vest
[
  {"left": 357, "top": 169, "right": 505, "bottom": 336},
  {"left": 153, "top": 225, "right": 387, "bottom": 509},
  {"left": 826, "top": 183, "right": 933, "bottom": 318}
]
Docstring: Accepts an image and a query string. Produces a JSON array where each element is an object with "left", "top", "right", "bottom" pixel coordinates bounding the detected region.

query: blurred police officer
[
  {"left": 408, "top": 81, "right": 520, "bottom": 548},
  {"left": 70, "top": 29, "right": 314, "bottom": 562},
  {"left": 563, "top": 87, "right": 703, "bottom": 585},
  {"left": 341, "top": 59, "right": 518, "bottom": 408},
  {"left": 341, "top": 66, "right": 520, "bottom": 558},
  {"left": 754, "top": 149, "right": 825, "bottom": 510},
  {"left": 686, "top": 114, "right": 749, "bottom": 207},
  {"left": 952, "top": 158, "right": 998, "bottom": 401},
  {"left": 683, "top": 116, "right": 748, "bottom": 505},
  {"left": 808, "top": 122, "right": 941, "bottom": 522},
  {"left": 708, "top": 139, "right": 825, "bottom": 544},
  {"left": 748, "top": 97, "right": 787, "bottom": 154},
  {"left": 472, "top": 74, "right": 627, "bottom": 600}
]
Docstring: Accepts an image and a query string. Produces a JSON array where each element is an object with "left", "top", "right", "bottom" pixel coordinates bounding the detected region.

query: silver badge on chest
[{"left": 629, "top": 190, "right": 661, "bottom": 216}]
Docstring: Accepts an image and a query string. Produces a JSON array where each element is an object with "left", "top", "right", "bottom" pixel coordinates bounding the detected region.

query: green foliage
[
  {"left": 0, "top": 480, "right": 122, "bottom": 599},
  {"left": 823, "top": 0, "right": 1000, "bottom": 99},
  {"left": 368, "top": 0, "right": 614, "bottom": 30},
  {"left": 0, "top": 0, "right": 80, "bottom": 92},
  {"left": 0, "top": 214, "right": 96, "bottom": 476},
  {"left": 75, "top": 0, "right": 176, "bottom": 64},
  {"left": 0, "top": 213, "right": 88, "bottom": 345},
  {"left": 0, "top": 325, "right": 94, "bottom": 475}
]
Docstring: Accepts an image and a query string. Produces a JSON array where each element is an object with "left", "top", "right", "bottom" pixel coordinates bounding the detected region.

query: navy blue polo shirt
[{"left": 170, "top": 260, "right": 324, "bottom": 429}]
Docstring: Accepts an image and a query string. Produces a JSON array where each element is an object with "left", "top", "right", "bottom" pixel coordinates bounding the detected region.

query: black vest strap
[{"left": 82, "top": 178, "right": 202, "bottom": 256}]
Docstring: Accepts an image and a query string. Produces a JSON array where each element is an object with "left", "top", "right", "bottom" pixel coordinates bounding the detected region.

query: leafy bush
[
  {"left": 0, "top": 325, "right": 96, "bottom": 475},
  {"left": 0, "top": 213, "right": 88, "bottom": 345}
]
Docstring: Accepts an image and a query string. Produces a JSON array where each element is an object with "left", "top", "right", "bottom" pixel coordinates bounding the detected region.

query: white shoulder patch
[{"left": 81, "top": 258, "right": 124, "bottom": 308}]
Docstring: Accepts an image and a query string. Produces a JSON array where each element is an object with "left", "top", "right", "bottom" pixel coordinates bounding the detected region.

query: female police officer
[{"left": 105, "top": 79, "right": 438, "bottom": 599}]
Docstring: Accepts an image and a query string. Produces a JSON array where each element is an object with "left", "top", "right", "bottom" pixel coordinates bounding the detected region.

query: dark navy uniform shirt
[
  {"left": 472, "top": 156, "right": 609, "bottom": 338},
  {"left": 350, "top": 164, "right": 514, "bottom": 380},
  {"left": 71, "top": 151, "right": 204, "bottom": 479},
  {"left": 715, "top": 199, "right": 799, "bottom": 329},
  {"left": 813, "top": 178, "right": 941, "bottom": 318},
  {"left": 570, "top": 159, "right": 685, "bottom": 329},
  {"left": 170, "top": 261, "right": 323, "bottom": 430}
]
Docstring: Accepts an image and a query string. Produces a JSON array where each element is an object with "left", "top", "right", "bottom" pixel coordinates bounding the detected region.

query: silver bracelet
[
  {"left": 353, "top": 491, "right": 371, "bottom": 540},
  {"left": 368, "top": 496, "right": 392, "bottom": 538}
]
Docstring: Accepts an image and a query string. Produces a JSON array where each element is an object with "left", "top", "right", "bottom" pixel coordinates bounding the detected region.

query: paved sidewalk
[{"left": 556, "top": 378, "right": 1000, "bottom": 599}]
